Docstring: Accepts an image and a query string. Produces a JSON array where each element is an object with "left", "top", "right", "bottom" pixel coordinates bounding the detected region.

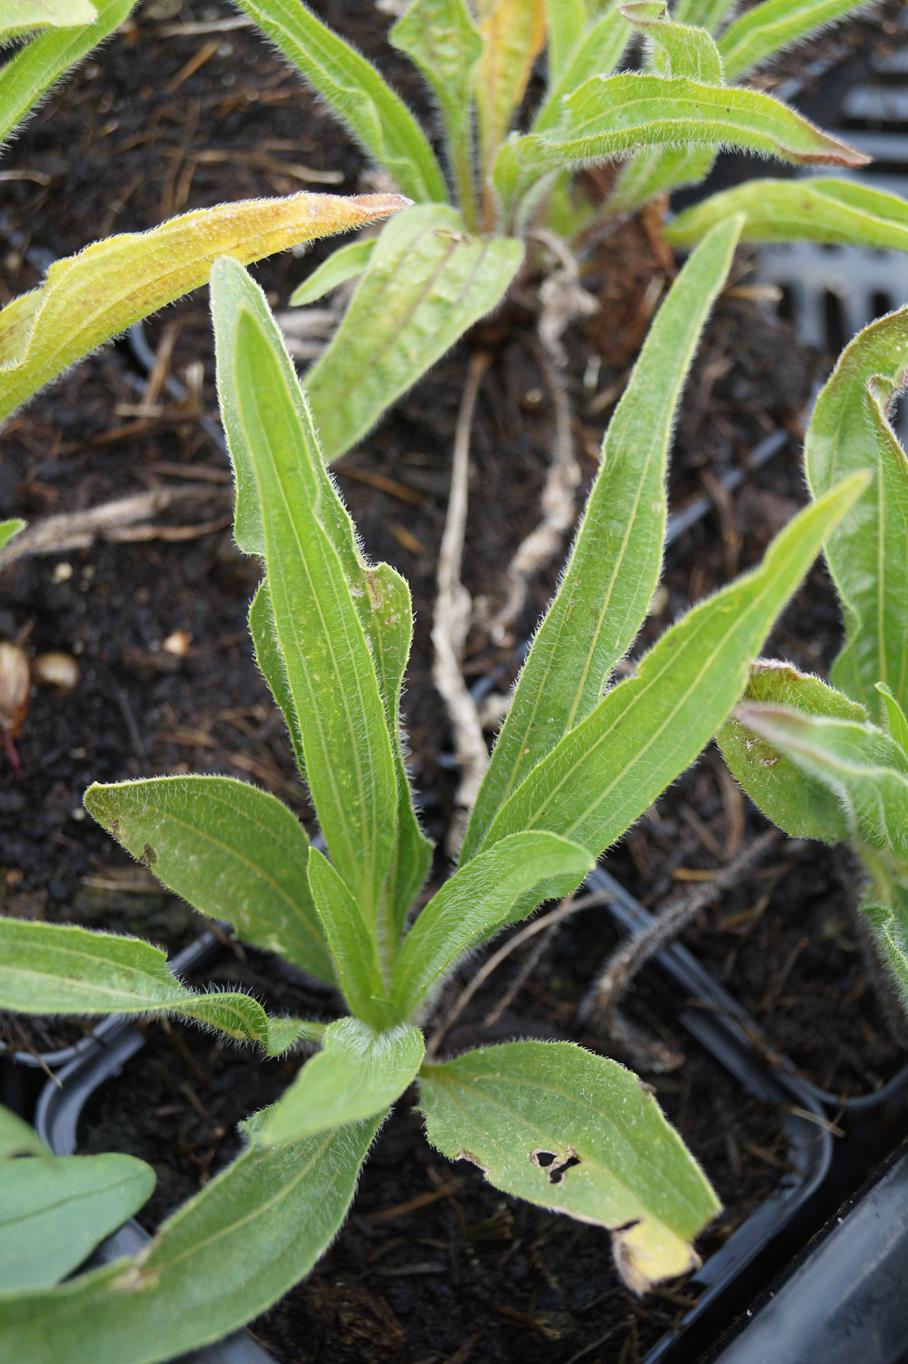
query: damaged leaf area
[{"left": 418, "top": 1041, "right": 720, "bottom": 1294}]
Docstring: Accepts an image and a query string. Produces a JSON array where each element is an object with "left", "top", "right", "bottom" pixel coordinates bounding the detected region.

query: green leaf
[
  {"left": 215, "top": 258, "right": 431, "bottom": 935},
  {"left": 0, "top": 1107, "right": 47, "bottom": 1160},
  {"left": 877, "top": 682, "right": 908, "bottom": 755},
  {"left": 0, "top": 1154, "right": 154, "bottom": 1291},
  {"left": 543, "top": 0, "right": 588, "bottom": 83},
  {"left": 494, "top": 73, "right": 868, "bottom": 210},
  {"left": 667, "top": 178, "right": 908, "bottom": 253},
  {"left": 463, "top": 216, "right": 741, "bottom": 857},
  {"left": 0, "top": 518, "right": 24, "bottom": 553},
  {"left": 735, "top": 705, "right": 908, "bottom": 862},
  {"left": 84, "top": 775, "right": 332, "bottom": 982},
  {"left": 532, "top": 9, "right": 631, "bottom": 134},
  {"left": 248, "top": 579, "right": 307, "bottom": 776},
  {"left": 230, "top": 0, "right": 445, "bottom": 203},
  {"left": 389, "top": 0, "right": 484, "bottom": 226},
  {"left": 257, "top": 1018, "right": 424, "bottom": 1146},
  {"left": 392, "top": 832, "right": 593, "bottom": 1016},
  {"left": 474, "top": 0, "right": 546, "bottom": 195},
  {"left": 718, "top": 0, "right": 871, "bottom": 80},
  {"left": 671, "top": 0, "right": 736, "bottom": 28},
  {"left": 419, "top": 1041, "right": 719, "bottom": 1293},
  {"left": 211, "top": 258, "right": 405, "bottom": 948},
  {"left": 0, "top": 918, "right": 306, "bottom": 1055},
  {"left": 307, "top": 848, "right": 387, "bottom": 1027},
  {"left": 475, "top": 473, "right": 869, "bottom": 860},
  {"left": 862, "top": 881, "right": 908, "bottom": 1009},
  {"left": 607, "top": 3, "right": 724, "bottom": 215},
  {"left": 0, "top": 0, "right": 95, "bottom": 40},
  {"left": 289, "top": 237, "right": 376, "bottom": 306},
  {"left": 718, "top": 661, "right": 866, "bottom": 843},
  {"left": 305, "top": 204, "right": 523, "bottom": 461},
  {"left": 0, "top": 1117, "right": 381, "bottom": 1364},
  {"left": 0, "top": 190, "right": 407, "bottom": 426},
  {"left": 0, "top": 0, "right": 132, "bottom": 151},
  {"left": 804, "top": 306, "right": 908, "bottom": 719}
]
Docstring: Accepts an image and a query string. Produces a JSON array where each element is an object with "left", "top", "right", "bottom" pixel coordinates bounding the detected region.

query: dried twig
[
  {"left": 432, "top": 351, "right": 493, "bottom": 855},
  {"left": 427, "top": 886, "right": 616, "bottom": 1056}
]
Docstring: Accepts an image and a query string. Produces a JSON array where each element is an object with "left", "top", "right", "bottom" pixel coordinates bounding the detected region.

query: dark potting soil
[{"left": 78, "top": 918, "right": 790, "bottom": 1364}]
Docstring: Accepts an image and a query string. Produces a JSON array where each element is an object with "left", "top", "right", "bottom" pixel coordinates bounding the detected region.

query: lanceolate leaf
[
  {"left": 877, "top": 682, "right": 908, "bottom": 755},
  {"left": 389, "top": 0, "right": 484, "bottom": 224},
  {"left": 0, "top": 1107, "right": 47, "bottom": 1160},
  {"left": 0, "top": 518, "right": 24, "bottom": 553},
  {"left": 214, "top": 260, "right": 431, "bottom": 935},
  {"left": 0, "top": 1117, "right": 381, "bottom": 1364},
  {"left": 307, "top": 849, "right": 386, "bottom": 1027},
  {"left": 804, "top": 307, "right": 908, "bottom": 719},
  {"left": 718, "top": 661, "right": 866, "bottom": 844},
  {"left": 289, "top": 237, "right": 376, "bottom": 306},
  {"left": 0, "top": 918, "right": 307, "bottom": 1055},
  {"left": 736, "top": 706, "right": 908, "bottom": 861},
  {"left": 305, "top": 204, "right": 523, "bottom": 461},
  {"left": 230, "top": 0, "right": 444, "bottom": 202},
  {"left": 532, "top": 10, "right": 630, "bottom": 134},
  {"left": 248, "top": 580, "right": 307, "bottom": 776},
  {"left": 463, "top": 217, "right": 741, "bottom": 857},
  {"left": 0, "top": 0, "right": 132, "bottom": 151},
  {"left": 494, "top": 73, "right": 867, "bottom": 209},
  {"left": 257, "top": 1018, "right": 424, "bottom": 1146},
  {"left": 475, "top": 474, "right": 869, "bottom": 860},
  {"left": 543, "top": 0, "right": 588, "bottom": 83},
  {"left": 0, "top": 0, "right": 95, "bottom": 40},
  {"left": 0, "top": 1155, "right": 155, "bottom": 1291},
  {"left": 419, "top": 1041, "right": 719, "bottom": 1293},
  {"left": 607, "top": 4, "right": 724, "bottom": 215},
  {"left": 862, "top": 882, "right": 908, "bottom": 1008},
  {"left": 213, "top": 258, "right": 431, "bottom": 940},
  {"left": 667, "top": 178, "right": 908, "bottom": 253},
  {"left": 671, "top": 0, "right": 736, "bottom": 30},
  {"left": 0, "top": 191, "right": 406, "bottom": 426},
  {"left": 84, "top": 775, "right": 332, "bottom": 982},
  {"left": 474, "top": 0, "right": 546, "bottom": 189},
  {"left": 392, "top": 832, "right": 594, "bottom": 1016},
  {"left": 719, "top": 0, "right": 871, "bottom": 80}
]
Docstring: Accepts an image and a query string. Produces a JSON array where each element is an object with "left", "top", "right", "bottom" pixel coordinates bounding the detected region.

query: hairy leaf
[
  {"left": 464, "top": 215, "right": 741, "bottom": 857},
  {"left": 290, "top": 237, "right": 376, "bottom": 306},
  {"left": 0, "top": 918, "right": 306, "bottom": 1055},
  {"left": 0, "top": 0, "right": 133, "bottom": 151},
  {"left": 213, "top": 258, "right": 430, "bottom": 941},
  {"left": 667, "top": 178, "right": 908, "bottom": 253},
  {"left": 0, "top": 518, "right": 24, "bottom": 553},
  {"left": 389, "top": 0, "right": 483, "bottom": 223},
  {"left": 231, "top": 0, "right": 444, "bottom": 202},
  {"left": 863, "top": 882, "right": 908, "bottom": 1009},
  {"left": 532, "top": 9, "right": 630, "bottom": 134},
  {"left": 258, "top": 1018, "right": 424, "bottom": 1145},
  {"left": 804, "top": 307, "right": 908, "bottom": 718},
  {"left": 84, "top": 775, "right": 332, "bottom": 982},
  {"left": 0, "top": 1107, "right": 47, "bottom": 1160},
  {"left": 671, "top": 0, "right": 736, "bottom": 29},
  {"left": 495, "top": 73, "right": 867, "bottom": 209},
  {"left": 543, "top": 0, "right": 588, "bottom": 82},
  {"left": 736, "top": 706, "right": 908, "bottom": 861},
  {"left": 392, "top": 832, "right": 594, "bottom": 1016},
  {"left": 0, "top": 1117, "right": 380, "bottom": 1364},
  {"left": 248, "top": 580, "right": 307, "bottom": 775},
  {"left": 718, "top": 661, "right": 866, "bottom": 843},
  {"left": 475, "top": 0, "right": 546, "bottom": 192},
  {"left": 0, "top": 190, "right": 406, "bottom": 426},
  {"left": 0, "top": 1154, "right": 154, "bottom": 1291},
  {"left": 0, "top": 0, "right": 95, "bottom": 40},
  {"left": 719, "top": 0, "right": 871, "bottom": 80},
  {"left": 607, "top": 3, "right": 724, "bottom": 215},
  {"left": 475, "top": 474, "right": 868, "bottom": 860},
  {"left": 307, "top": 849, "right": 386, "bottom": 1026},
  {"left": 305, "top": 204, "right": 523, "bottom": 461},
  {"left": 419, "top": 1041, "right": 719, "bottom": 1293},
  {"left": 214, "top": 259, "right": 431, "bottom": 935},
  {"left": 877, "top": 682, "right": 908, "bottom": 755}
]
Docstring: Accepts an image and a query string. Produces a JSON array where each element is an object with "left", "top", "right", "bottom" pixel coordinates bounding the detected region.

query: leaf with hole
[{"left": 419, "top": 1041, "right": 720, "bottom": 1293}]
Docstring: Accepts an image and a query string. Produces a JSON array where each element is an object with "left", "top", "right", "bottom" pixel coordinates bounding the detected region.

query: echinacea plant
[
  {"left": 235, "top": 0, "right": 876, "bottom": 462},
  {"left": 718, "top": 303, "right": 908, "bottom": 1013},
  {"left": 0, "top": 217, "right": 867, "bottom": 1363}
]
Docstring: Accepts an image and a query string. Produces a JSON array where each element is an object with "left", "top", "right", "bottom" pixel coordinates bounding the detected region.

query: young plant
[
  {"left": 717, "top": 305, "right": 908, "bottom": 1011},
  {"left": 226, "top": 0, "right": 874, "bottom": 461},
  {"left": 0, "top": 219, "right": 867, "bottom": 1363}
]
